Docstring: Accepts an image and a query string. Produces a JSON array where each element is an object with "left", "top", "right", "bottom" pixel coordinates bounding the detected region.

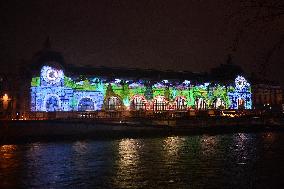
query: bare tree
[{"left": 228, "top": 0, "right": 284, "bottom": 77}]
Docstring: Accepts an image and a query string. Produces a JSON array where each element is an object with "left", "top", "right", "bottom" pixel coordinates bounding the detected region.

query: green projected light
[{"left": 31, "top": 66, "right": 252, "bottom": 112}]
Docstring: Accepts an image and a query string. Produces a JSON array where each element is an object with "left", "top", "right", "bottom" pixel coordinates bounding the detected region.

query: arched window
[
  {"left": 214, "top": 98, "right": 225, "bottom": 109},
  {"left": 237, "top": 98, "right": 245, "bottom": 109},
  {"left": 175, "top": 96, "right": 187, "bottom": 110},
  {"left": 195, "top": 98, "right": 207, "bottom": 110},
  {"left": 105, "top": 96, "right": 122, "bottom": 110},
  {"left": 153, "top": 96, "right": 167, "bottom": 111},
  {"left": 78, "top": 98, "right": 95, "bottom": 111},
  {"left": 46, "top": 96, "right": 60, "bottom": 112},
  {"left": 131, "top": 95, "right": 147, "bottom": 110}
]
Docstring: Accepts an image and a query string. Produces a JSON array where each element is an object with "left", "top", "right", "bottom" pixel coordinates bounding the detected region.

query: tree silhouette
[{"left": 228, "top": 0, "right": 284, "bottom": 78}]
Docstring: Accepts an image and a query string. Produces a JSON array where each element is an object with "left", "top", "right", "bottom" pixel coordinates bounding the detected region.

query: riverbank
[{"left": 1, "top": 118, "right": 284, "bottom": 144}]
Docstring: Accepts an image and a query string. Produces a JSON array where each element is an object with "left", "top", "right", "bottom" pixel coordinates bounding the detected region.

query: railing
[{"left": 11, "top": 109, "right": 264, "bottom": 121}]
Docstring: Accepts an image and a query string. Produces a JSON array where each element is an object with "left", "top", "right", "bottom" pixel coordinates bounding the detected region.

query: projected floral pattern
[{"left": 30, "top": 65, "right": 252, "bottom": 112}]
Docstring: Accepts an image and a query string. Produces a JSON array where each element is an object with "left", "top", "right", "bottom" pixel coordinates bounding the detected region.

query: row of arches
[
  {"left": 127, "top": 95, "right": 187, "bottom": 111},
  {"left": 45, "top": 96, "right": 98, "bottom": 112},
  {"left": 104, "top": 95, "right": 229, "bottom": 111},
  {"left": 195, "top": 97, "right": 245, "bottom": 110},
  {"left": 44, "top": 95, "right": 246, "bottom": 112}
]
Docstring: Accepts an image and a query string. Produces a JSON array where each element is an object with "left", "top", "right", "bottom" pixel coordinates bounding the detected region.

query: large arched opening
[
  {"left": 78, "top": 98, "right": 95, "bottom": 111},
  {"left": 45, "top": 96, "right": 60, "bottom": 112}
]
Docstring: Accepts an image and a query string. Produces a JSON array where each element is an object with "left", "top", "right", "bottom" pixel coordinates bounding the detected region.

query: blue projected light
[
  {"left": 228, "top": 76, "right": 252, "bottom": 109},
  {"left": 31, "top": 66, "right": 252, "bottom": 112},
  {"left": 30, "top": 66, "right": 104, "bottom": 112}
]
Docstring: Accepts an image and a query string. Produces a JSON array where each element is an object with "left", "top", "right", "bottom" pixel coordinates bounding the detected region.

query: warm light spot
[
  {"left": 118, "top": 139, "right": 140, "bottom": 166},
  {"left": 115, "top": 139, "right": 141, "bottom": 189},
  {"left": 0, "top": 145, "right": 17, "bottom": 159},
  {"left": 3, "top": 94, "right": 9, "bottom": 101},
  {"left": 163, "top": 136, "right": 185, "bottom": 156}
]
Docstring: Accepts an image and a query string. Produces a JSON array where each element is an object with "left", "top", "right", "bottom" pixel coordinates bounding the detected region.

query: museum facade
[{"left": 30, "top": 62, "right": 252, "bottom": 113}]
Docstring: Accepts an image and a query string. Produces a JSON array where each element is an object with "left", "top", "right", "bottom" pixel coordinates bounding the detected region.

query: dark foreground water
[{"left": 1, "top": 132, "right": 284, "bottom": 189}]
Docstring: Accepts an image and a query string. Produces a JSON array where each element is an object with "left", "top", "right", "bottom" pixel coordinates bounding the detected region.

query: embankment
[{"left": 1, "top": 118, "right": 284, "bottom": 144}]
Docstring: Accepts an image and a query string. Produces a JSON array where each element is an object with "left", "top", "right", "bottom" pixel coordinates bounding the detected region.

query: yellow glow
[
  {"left": 0, "top": 145, "right": 17, "bottom": 159},
  {"left": 114, "top": 139, "right": 141, "bottom": 188},
  {"left": 0, "top": 145, "right": 18, "bottom": 170},
  {"left": 3, "top": 94, "right": 9, "bottom": 101},
  {"left": 118, "top": 139, "right": 140, "bottom": 166},
  {"left": 163, "top": 136, "right": 185, "bottom": 157}
]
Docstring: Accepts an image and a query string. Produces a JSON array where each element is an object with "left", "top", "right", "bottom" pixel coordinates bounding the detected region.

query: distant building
[
  {"left": 0, "top": 73, "right": 17, "bottom": 119},
  {"left": 251, "top": 81, "right": 283, "bottom": 112}
]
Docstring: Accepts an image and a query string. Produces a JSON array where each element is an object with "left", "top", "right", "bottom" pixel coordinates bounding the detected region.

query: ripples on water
[{"left": 1, "top": 132, "right": 284, "bottom": 188}]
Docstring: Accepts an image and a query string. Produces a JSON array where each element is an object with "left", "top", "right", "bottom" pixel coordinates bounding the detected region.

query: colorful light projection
[
  {"left": 31, "top": 66, "right": 252, "bottom": 112},
  {"left": 30, "top": 66, "right": 104, "bottom": 112},
  {"left": 153, "top": 95, "right": 168, "bottom": 111},
  {"left": 130, "top": 95, "right": 147, "bottom": 110},
  {"left": 105, "top": 96, "right": 122, "bottom": 110},
  {"left": 41, "top": 66, "right": 64, "bottom": 86},
  {"left": 227, "top": 76, "right": 252, "bottom": 109},
  {"left": 174, "top": 96, "right": 187, "bottom": 110}
]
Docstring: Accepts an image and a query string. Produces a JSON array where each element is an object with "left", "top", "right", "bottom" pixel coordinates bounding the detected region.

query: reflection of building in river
[
  {"left": 0, "top": 145, "right": 19, "bottom": 189},
  {"left": 114, "top": 139, "right": 141, "bottom": 189},
  {"left": 117, "top": 139, "right": 140, "bottom": 167},
  {"left": 232, "top": 133, "right": 256, "bottom": 164},
  {"left": 163, "top": 136, "right": 185, "bottom": 157},
  {"left": 72, "top": 141, "right": 88, "bottom": 154},
  {"left": 0, "top": 145, "right": 17, "bottom": 162},
  {"left": 262, "top": 132, "right": 276, "bottom": 143},
  {"left": 200, "top": 135, "right": 218, "bottom": 156}
]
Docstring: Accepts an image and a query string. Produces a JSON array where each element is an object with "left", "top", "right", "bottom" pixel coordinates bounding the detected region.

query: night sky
[{"left": 1, "top": 0, "right": 283, "bottom": 85}]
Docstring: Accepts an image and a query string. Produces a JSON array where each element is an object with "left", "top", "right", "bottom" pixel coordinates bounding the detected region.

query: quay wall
[{"left": 1, "top": 117, "right": 284, "bottom": 144}]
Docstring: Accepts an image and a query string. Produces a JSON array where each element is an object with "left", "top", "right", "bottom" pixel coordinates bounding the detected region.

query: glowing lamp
[{"left": 3, "top": 94, "right": 9, "bottom": 102}]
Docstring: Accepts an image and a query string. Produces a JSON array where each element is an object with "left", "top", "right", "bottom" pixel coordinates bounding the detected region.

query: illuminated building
[
  {"left": 5, "top": 43, "right": 284, "bottom": 120},
  {"left": 29, "top": 64, "right": 252, "bottom": 112},
  {"left": 2, "top": 41, "right": 248, "bottom": 116}
]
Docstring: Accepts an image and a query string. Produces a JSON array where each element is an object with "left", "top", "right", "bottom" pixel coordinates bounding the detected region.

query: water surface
[{"left": 1, "top": 132, "right": 284, "bottom": 188}]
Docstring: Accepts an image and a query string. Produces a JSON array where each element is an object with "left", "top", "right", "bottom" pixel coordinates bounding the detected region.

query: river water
[{"left": 1, "top": 132, "right": 284, "bottom": 189}]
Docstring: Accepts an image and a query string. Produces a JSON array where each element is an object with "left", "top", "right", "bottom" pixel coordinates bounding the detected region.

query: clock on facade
[
  {"left": 41, "top": 65, "right": 63, "bottom": 85},
  {"left": 235, "top": 76, "right": 248, "bottom": 90}
]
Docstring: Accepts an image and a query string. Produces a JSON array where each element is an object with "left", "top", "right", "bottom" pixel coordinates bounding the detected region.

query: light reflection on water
[
  {"left": 73, "top": 141, "right": 89, "bottom": 154},
  {"left": 1, "top": 132, "right": 284, "bottom": 188},
  {"left": 200, "top": 135, "right": 218, "bottom": 157},
  {"left": 163, "top": 136, "right": 185, "bottom": 157},
  {"left": 118, "top": 139, "right": 140, "bottom": 167},
  {"left": 114, "top": 139, "right": 142, "bottom": 188},
  {"left": 0, "top": 145, "right": 17, "bottom": 161}
]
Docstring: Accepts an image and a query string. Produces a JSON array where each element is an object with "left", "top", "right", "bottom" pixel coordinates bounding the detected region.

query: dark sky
[{"left": 1, "top": 0, "right": 283, "bottom": 84}]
